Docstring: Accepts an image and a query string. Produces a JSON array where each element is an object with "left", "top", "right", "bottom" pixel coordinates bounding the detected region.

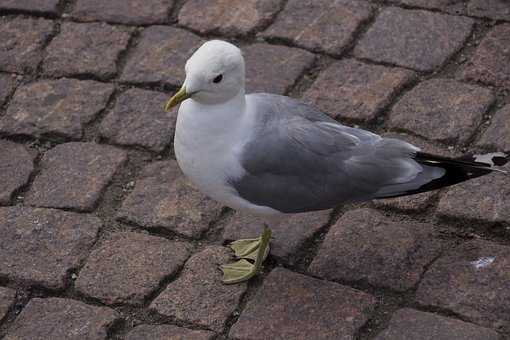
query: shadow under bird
[{"left": 164, "top": 40, "right": 508, "bottom": 284}]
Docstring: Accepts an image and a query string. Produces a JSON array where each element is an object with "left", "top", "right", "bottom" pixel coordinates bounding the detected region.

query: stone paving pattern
[{"left": 0, "top": 1, "right": 509, "bottom": 339}]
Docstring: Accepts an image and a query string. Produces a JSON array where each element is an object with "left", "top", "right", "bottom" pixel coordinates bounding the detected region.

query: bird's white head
[{"left": 165, "top": 40, "right": 245, "bottom": 110}]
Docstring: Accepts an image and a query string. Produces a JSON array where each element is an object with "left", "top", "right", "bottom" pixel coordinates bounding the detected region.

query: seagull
[{"left": 164, "top": 40, "right": 508, "bottom": 284}]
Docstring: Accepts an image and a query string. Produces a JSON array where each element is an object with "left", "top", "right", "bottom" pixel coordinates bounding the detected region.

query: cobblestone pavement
[{"left": 0, "top": 0, "right": 509, "bottom": 339}]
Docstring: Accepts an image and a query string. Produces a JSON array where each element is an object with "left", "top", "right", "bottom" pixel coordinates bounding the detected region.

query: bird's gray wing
[{"left": 230, "top": 94, "right": 435, "bottom": 213}]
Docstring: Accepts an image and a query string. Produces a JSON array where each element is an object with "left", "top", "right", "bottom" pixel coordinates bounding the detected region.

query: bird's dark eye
[{"left": 213, "top": 74, "right": 223, "bottom": 83}]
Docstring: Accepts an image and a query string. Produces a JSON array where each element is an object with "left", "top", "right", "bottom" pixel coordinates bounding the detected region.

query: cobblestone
[
  {"left": 26, "top": 142, "right": 127, "bottom": 211},
  {"left": 179, "top": 0, "right": 284, "bottom": 36},
  {"left": 309, "top": 208, "right": 445, "bottom": 291},
  {"left": 375, "top": 308, "right": 501, "bottom": 340},
  {"left": 354, "top": 8, "right": 473, "bottom": 71},
  {"left": 0, "top": 206, "right": 100, "bottom": 290},
  {"left": 125, "top": 324, "right": 215, "bottom": 340},
  {"left": 0, "top": 140, "right": 34, "bottom": 205},
  {"left": 71, "top": 0, "right": 175, "bottom": 25},
  {"left": 467, "top": 0, "right": 510, "bottom": 22},
  {"left": 0, "top": 73, "right": 17, "bottom": 106},
  {"left": 394, "top": 0, "right": 466, "bottom": 13},
  {"left": 388, "top": 79, "right": 494, "bottom": 144},
  {"left": 118, "top": 161, "right": 222, "bottom": 238},
  {"left": 150, "top": 246, "right": 247, "bottom": 332},
  {"left": 462, "top": 24, "right": 510, "bottom": 89},
  {"left": 99, "top": 88, "right": 176, "bottom": 152},
  {"left": 230, "top": 267, "right": 376, "bottom": 340},
  {"left": 4, "top": 298, "right": 119, "bottom": 340},
  {"left": 0, "top": 0, "right": 61, "bottom": 15},
  {"left": 76, "top": 232, "right": 191, "bottom": 306},
  {"left": 416, "top": 240, "right": 510, "bottom": 331},
  {"left": 303, "top": 59, "right": 415, "bottom": 122},
  {"left": 478, "top": 104, "right": 510, "bottom": 151},
  {"left": 0, "top": 17, "right": 53, "bottom": 74},
  {"left": 0, "top": 79, "right": 114, "bottom": 140},
  {"left": 43, "top": 22, "right": 131, "bottom": 79},
  {"left": 244, "top": 43, "right": 315, "bottom": 94},
  {"left": 222, "top": 210, "right": 330, "bottom": 263},
  {"left": 262, "top": 0, "right": 373, "bottom": 55},
  {"left": 0, "top": 287, "right": 16, "bottom": 321},
  {"left": 120, "top": 26, "right": 204, "bottom": 86}
]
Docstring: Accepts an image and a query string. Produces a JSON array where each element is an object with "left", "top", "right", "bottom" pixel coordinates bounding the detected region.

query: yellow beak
[{"left": 164, "top": 85, "right": 190, "bottom": 111}]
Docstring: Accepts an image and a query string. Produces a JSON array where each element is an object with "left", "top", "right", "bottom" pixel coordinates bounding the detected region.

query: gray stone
[{"left": 0, "top": 140, "right": 34, "bottom": 205}]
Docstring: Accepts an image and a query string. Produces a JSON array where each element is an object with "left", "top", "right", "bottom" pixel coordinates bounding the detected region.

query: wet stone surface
[
  {"left": 0, "top": 140, "right": 34, "bottom": 205},
  {"left": 25, "top": 142, "right": 127, "bottom": 212},
  {"left": 262, "top": 0, "right": 373, "bottom": 55},
  {"left": 118, "top": 161, "right": 222, "bottom": 238},
  {"left": 0, "top": 206, "right": 100, "bottom": 290},
  {"left": 309, "top": 208, "right": 445, "bottom": 291},
  {"left": 71, "top": 0, "right": 175, "bottom": 25},
  {"left": 3, "top": 298, "right": 119, "bottom": 340},
  {"left": 179, "top": 0, "right": 284, "bottom": 36},
  {"left": 303, "top": 59, "right": 415, "bottom": 122},
  {"left": 375, "top": 308, "right": 501, "bottom": 340},
  {"left": 150, "top": 246, "right": 247, "bottom": 332},
  {"left": 43, "top": 22, "right": 131, "bottom": 79},
  {"left": 230, "top": 267, "right": 377, "bottom": 340},
  {"left": 99, "top": 88, "right": 176, "bottom": 152},
  {"left": 354, "top": 7, "right": 473, "bottom": 71},
  {"left": 125, "top": 324, "right": 215, "bottom": 340},
  {"left": 461, "top": 24, "right": 510, "bottom": 89},
  {"left": 222, "top": 210, "right": 331, "bottom": 264},
  {"left": 0, "top": 287, "right": 16, "bottom": 321},
  {"left": 120, "top": 26, "right": 204, "bottom": 86},
  {"left": 243, "top": 43, "right": 315, "bottom": 94},
  {"left": 0, "top": 17, "right": 54, "bottom": 74},
  {"left": 388, "top": 79, "right": 494, "bottom": 144},
  {"left": 0, "top": 79, "right": 114, "bottom": 140},
  {"left": 416, "top": 240, "right": 510, "bottom": 331},
  {"left": 76, "top": 232, "right": 191, "bottom": 306}
]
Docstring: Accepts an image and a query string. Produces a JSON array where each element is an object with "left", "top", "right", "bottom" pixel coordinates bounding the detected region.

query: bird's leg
[{"left": 221, "top": 225, "right": 272, "bottom": 284}]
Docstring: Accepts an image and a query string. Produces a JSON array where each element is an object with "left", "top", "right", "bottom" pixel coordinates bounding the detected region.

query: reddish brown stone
[
  {"left": 120, "top": 26, "right": 204, "bottom": 86},
  {"left": 478, "top": 104, "right": 510, "bottom": 151},
  {"left": 375, "top": 308, "right": 501, "bottom": 340},
  {"left": 0, "top": 140, "right": 34, "bottom": 205},
  {"left": 26, "top": 143, "right": 127, "bottom": 212},
  {"left": 71, "top": 0, "right": 175, "bottom": 25},
  {"left": 0, "top": 73, "right": 17, "bottom": 106},
  {"left": 222, "top": 210, "right": 330, "bottom": 263},
  {"left": 303, "top": 59, "right": 415, "bottom": 121},
  {"left": 118, "top": 161, "right": 222, "bottom": 238},
  {"left": 179, "top": 0, "right": 284, "bottom": 36},
  {"left": 125, "top": 325, "right": 215, "bottom": 340},
  {"left": 309, "top": 208, "right": 444, "bottom": 291},
  {"left": 76, "top": 232, "right": 191, "bottom": 306},
  {"left": 230, "top": 268, "right": 376, "bottom": 340},
  {"left": 354, "top": 8, "right": 473, "bottom": 71},
  {"left": 0, "top": 17, "right": 54, "bottom": 74},
  {"left": 150, "top": 246, "right": 247, "bottom": 332},
  {"left": 437, "top": 164, "right": 510, "bottom": 224},
  {"left": 395, "top": 0, "right": 466, "bottom": 13},
  {"left": 4, "top": 298, "right": 119, "bottom": 340},
  {"left": 374, "top": 133, "right": 459, "bottom": 211},
  {"left": 416, "top": 240, "right": 510, "bottom": 331},
  {"left": 244, "top": 43, "right": 314, "bottom": 94},
  {"left": 0, "top": 0, "right": 60, "bottom": 14},
  {"left": 263, "top": 0, "right": 373, "bottom": 55},
  {"left": 0, "top": 207, "right": 100, "bottom": 290},
  {"left": 99, "top": 88, "right": 176, "bottom": 152},
  {"left": 0, "top": 287, "right": 16, "bottom": 321},
  {"left": 462, "top": 24, "right": 510, "bottom": 89},
  {"left": 0, "top": 79, "right": 114, "bottom": 139},
  {"left": 468, "top": 0, "right": 510, "bottom": 21},
  {"left": 388, "top": 79, "right": 494, "bottom": 144},
  {"left": 43, "top": 22, "right": 131, "bottom": 79}
]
